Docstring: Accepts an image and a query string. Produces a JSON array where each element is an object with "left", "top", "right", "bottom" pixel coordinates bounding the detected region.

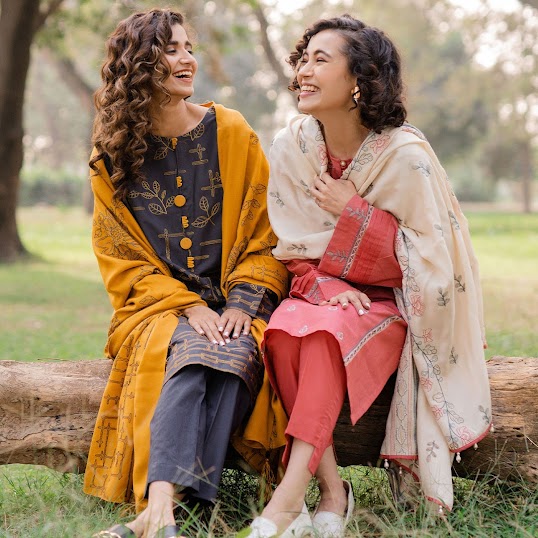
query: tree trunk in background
[
  {"left": 0, "top": 0, "right": 64, "bottom": 262},
  {"left": 0, "top": 0, "right": 41, "bottom": 262},
  {"left": 521, "top": 140, "right": 533, "bottom": 214},
  {"left": 0, "top": 356, "right": 536, "bottom": 485}
]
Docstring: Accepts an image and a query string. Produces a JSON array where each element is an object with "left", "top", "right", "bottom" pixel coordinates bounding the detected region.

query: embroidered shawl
[
  {"left": 267, "top": 114, "right": 492, "bottom": 509},
  {"left": 83, "top": 103, "right": 289, "bottom": 509}
]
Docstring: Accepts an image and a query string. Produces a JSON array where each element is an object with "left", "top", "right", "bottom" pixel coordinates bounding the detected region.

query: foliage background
[{"left": 20, "top": 0, "right": 538, "bottom": 210}]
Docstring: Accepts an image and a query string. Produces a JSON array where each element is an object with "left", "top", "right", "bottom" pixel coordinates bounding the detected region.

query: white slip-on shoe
[
  {"left": 312, "top": 480, "right": 354, "bottom": 538},
  {"left": 245, "top": 516, "right": 278, "bottom": 538},
  {"left": 279, "top": 502, "right": 312, "bottom": 538},
  {"left": 245, "top": 502, "right": 312, "bottom": 538}
]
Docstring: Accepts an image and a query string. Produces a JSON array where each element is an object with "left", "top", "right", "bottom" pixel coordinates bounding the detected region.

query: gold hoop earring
[{"left": 353, "top": 85, "right": 360, "bottom": 104}]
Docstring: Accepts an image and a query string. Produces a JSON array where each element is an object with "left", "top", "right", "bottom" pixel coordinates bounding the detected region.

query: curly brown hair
[
  {"left": 288, "top": 14, "right": 407, "bottom": 133},
  {"left": 90, "top": 9, "right": 187, "bottom": 200}
]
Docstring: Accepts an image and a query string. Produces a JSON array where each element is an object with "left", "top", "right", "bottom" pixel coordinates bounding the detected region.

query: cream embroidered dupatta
[{"left": 267, "top": 114, "right": 492, "bottom": 509}]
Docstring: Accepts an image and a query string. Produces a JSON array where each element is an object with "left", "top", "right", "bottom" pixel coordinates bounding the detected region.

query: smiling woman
[
  {"left": 241, "top": 13, "right": 492, "bottom": 538},
  {"left": 84, "top": 8, "right": 288, "bottom": 538}
]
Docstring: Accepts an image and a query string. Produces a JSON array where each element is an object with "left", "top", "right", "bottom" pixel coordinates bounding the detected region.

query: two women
[
  {"left": 86, "top": 8, "right": 491, "bottom": 538},
  {"left": 246, "top": 14, "right": 492, "bottom": 538},
  {"left": 84, "top": 9, "right": 288, "bottom": 538}
]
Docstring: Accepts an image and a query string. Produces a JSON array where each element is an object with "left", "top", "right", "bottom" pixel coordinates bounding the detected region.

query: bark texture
[{"left": 0, "top": 356, "right": 536, "bottom": 484}]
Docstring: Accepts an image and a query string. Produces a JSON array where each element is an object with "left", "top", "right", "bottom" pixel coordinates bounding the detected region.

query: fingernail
[
  {"left": 218, "top": 326, "right": 224, "bottom": 332},
  {"left": 212, "top": 340, "right": 218, "bottom": 344},
  {"left": 359, "top": 309, "right": 364, "bottom": 315},
  {"left": 233, "top": 333, "right": 239, "bottom": 338},
  {"left": 225, "top": 338, "right": 230, "bottom": 343},
  {"left": 224, "top": 331, "right": 229, "bottom": 337},
  {"left": 220, "top": 341, "right": 225, "bottom": 346},
  {"left": 365, "top": 303, "right": 371, "bottom": 308}
]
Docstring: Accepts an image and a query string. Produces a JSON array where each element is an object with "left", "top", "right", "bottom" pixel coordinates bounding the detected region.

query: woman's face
[
  {"left": 295, "top": 29, "right": 356, "bottom": 119},
  {"left": 160, "top": 23, "right": 197, "bottom": 101}
]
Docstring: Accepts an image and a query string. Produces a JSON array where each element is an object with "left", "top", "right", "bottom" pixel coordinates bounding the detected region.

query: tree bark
[
  {"left": 0, "top": 0, "right": 65, "bottom": 263},
  {"left": 0, "top": 356, "right": 536, "bottom": 484},
  {"left": 0, "top": 0, "right": 42, "bottom": 262}
]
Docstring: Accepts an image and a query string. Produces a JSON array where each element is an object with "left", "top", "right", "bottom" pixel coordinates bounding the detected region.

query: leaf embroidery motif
[
  {"left": 129, "top": 180, "right": 174, "bottom": 214},
  {"left": 287, "top": 244, "right": 307, "bottom": 254},
  {"left": 192, "top": 197, "right": 220, "bottom": 227},
  {"left": 437, "top": 288, "right": 450, "bottom": 306},
  {"left": 270, "top": 191, "right": 284, "bottom": 207}
]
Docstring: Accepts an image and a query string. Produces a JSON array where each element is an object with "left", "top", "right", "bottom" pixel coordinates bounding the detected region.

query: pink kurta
[{"left": 264, "top": 194, "right": 407, "bottom": 429}]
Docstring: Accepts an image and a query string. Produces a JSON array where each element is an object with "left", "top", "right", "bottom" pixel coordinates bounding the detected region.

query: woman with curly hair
[
  {"left": 243, "top": 14, "right": 491, "bottom": 538},
  {"left": 84, "top": 9, "right": 288, "bottom": 538}
]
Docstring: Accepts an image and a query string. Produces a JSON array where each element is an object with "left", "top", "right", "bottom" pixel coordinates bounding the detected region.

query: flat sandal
[{"left": 93, "top": 524, "right": 136, "bottom": 538}]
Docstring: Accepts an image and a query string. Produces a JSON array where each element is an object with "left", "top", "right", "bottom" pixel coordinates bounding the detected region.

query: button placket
[{"left": 172, "top": 136, "right": 194, "bottom": 269}]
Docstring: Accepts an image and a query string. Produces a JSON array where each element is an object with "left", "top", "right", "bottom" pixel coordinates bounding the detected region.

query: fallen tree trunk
[{"left": 0, "top": 356, "right": 536, "bottom": 483}]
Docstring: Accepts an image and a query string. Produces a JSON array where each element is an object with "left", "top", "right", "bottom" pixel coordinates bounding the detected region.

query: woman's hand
[
  {"left": 312, "top": 171, "right": 357, "bottom": 216},
  {"left": 219, "top": 308, "right": 252, "bottom": 341},
  {"left": 320, "top": 290, "right": 371, "bottom": 316},
  {"left": 183, "top": 305, "right": 226, "bottom": 345}
]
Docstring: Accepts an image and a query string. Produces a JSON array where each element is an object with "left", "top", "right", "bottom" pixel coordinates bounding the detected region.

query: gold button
[
  {"left": 180, "top": 237, "right": 193, "bottom": 250},
  {"left": 174, "top": 195, "right": 186, "bottom": 207},
  {"left": 176, "top": 175, "right": 183, "bottom": 187}
]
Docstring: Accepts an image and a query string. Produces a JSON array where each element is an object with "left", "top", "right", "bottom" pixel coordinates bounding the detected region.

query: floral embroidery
[
  {"left": 449, "top": 347, "right": 458, "bottom": 364},
  {"left": 410, "top": 294, "right": 425, "bottom": 316},
  {"left": 336, "top": 332, "right": 344, "bottom": 340},
  {"left": 432, "top": 406, "right": 444, "bottom": 420},
  {"left": 420, "top": 377, "right": 433, "bottom": 391},
  {"left": 286, "top": 304, "right": 296, "bottom": 312},
  {"left": 298, "top": 325, "right": 308, "bottom": 335},
  {"left": 328, "top": 306, "right": 338, "bottom": 311},
  {"left": 317, "top": 145, "right": 328, "bottom": 166},
  {"left": 368, "top": 135, "right": 390, "bottom": 154},
  {"left": 455, "top": 425, "right": 474, "bottom": 444},
  {"left": 422, "top": 328, "right": 433, "bottom": 343}
]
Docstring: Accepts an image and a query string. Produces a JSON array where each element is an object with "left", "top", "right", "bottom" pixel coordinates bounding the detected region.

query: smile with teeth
[
  {"left": 173, "top": 70, "right": 193, "bottom": 79},
  {"left": 300, "top": 85, "right": 318, "bottom": 93}
]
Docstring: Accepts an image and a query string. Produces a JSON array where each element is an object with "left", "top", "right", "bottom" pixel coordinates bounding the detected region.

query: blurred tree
[{"left": 0, "top": 0, "right": 63, "bottom": 262}]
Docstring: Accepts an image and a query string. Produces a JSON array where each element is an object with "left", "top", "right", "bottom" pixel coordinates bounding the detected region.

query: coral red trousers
[{"left": 264, "top": 330, "right": 347, "bottom": 475}]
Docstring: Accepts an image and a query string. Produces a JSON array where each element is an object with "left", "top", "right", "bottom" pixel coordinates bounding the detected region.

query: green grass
[
  {"left": 0, "top": 206, "right": 537, "bottom": 536},
  {"left": 466, "top": 211, "right": 538, "bottom": 358},
  {"left": 0, "top": 207, "right": 111, "bottom": 361}
]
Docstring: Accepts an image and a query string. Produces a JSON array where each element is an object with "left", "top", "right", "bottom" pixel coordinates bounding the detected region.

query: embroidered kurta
[
  {"left": 265, "top": 194, "right": 407, "bottom": 424},
  {"left": 83, "top": 103, "right": 289, "bottom": 509},
  {"left": 125, "top": 107, "right": 275, "bottom": 397},
  {"left": 266, "top": 114, "right": 492, "bottom": 510}
]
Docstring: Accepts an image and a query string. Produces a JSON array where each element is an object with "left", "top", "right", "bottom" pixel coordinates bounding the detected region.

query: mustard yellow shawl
[{"left": 83, "top": 103, "right": 288, "bottom": 509}]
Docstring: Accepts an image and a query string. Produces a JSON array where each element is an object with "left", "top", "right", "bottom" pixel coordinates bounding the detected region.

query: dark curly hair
[
  {"left": 288, "top": 14, "right": 406, "bottom": 133},
  {"left": 90, "top": 9, "right": 188, "bottom": 200}
]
